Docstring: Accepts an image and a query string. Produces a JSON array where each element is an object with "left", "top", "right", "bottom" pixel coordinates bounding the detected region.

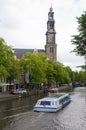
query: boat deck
[{"left": 48, "top": 92, "right": 67, "bottom": 98}]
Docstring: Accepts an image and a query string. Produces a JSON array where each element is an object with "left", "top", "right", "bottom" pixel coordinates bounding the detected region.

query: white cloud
[{"left": 0, "top": 0, "right": 86, "bottom": 70}]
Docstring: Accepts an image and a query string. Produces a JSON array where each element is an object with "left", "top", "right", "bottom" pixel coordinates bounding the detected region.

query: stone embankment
[
  {"left": 0, "top": 93, "right": 19, "bottom": 102},
  {"left": 0, "top": 89, "right": 47, "bottom": 102}
]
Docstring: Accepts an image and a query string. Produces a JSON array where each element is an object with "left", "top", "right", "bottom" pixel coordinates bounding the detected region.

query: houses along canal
[{"left": 0, "top": 87, "right": 86, "bottom": 130}]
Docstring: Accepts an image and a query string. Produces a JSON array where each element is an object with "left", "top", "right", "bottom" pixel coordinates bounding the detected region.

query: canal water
[{"left": 0, "top": 87, "right": 86, "bottom": 130}]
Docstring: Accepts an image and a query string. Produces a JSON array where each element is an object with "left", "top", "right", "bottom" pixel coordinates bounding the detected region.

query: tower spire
[
  {"left": 50, "top": 3, "right": 53, "bottom": 12},
  {"left": 45, "top": 7, "right": 57, "bottom": 61}
]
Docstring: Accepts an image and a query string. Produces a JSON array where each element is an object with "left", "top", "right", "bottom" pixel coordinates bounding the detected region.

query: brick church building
[{"left": 14, "top": 6, "right": 57, "bottom": 61}]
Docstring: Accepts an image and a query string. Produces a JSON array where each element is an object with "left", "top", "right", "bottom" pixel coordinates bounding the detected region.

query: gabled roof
[{"left": 13, "top": 48, "right": 45, "bottom": 58}]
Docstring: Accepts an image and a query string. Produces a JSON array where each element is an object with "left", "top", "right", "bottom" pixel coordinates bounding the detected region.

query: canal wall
[{"left": 0, "top": 89, "right": 47, "bottom": 102}]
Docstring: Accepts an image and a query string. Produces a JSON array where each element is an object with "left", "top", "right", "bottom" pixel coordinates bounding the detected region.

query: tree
[
  {"left": 78, "top": 70, "right": 86, "bottom": 83},
  {"left": 0, "top": 38, "right": 15, "bottom": 81},
  {"left": 53, "top": 62, "right": 71, "bottom": 86},
  {"left": 0, "top": 37, "right": 21, "bottom": 84},
  {"left": 71, "top": 12, "right": 86, "bottom": 69},
  {"left": 22, "top": 52, "right": 48, "bottom": 84},
  {"left": 46, "top": 61, "right": 56, "bottom": 85},
  {"left": 7, "top": 59, "right": 22, "bottom": 83},
  {"left": 65, "top": 66, "right": 74, "bottom": 82}
]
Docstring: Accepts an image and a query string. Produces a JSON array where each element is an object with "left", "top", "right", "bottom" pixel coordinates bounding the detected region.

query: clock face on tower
[{"left": 48, "top": 33, "right": 54, "bottom": 43}]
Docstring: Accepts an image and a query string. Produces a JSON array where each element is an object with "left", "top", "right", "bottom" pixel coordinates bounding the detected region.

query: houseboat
[{"left": 34, "top": 92, "right": 71, "bottom": 112}]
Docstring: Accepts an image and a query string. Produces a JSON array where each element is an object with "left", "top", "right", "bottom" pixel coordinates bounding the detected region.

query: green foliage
[
  {"left": 71, "top": 12, "right": 86, "bottom": 69},
  {"left": 46, "top": 61, "right": 56, "bottom": 83},
  {"left": 0, "top": 38, "right": 14, "bottom": 78},
  {"left": 20, "top": 52, "right": 72, "bottom": 85},
  {"left": 78, "top": 71, "right": 86, "bottom": 82},
  {"left": 0, "top": 37, "right": 21, "bottom": 83},
  {"left": 71, "top": 70, "right": 86, "bottom": 83},
  {"left": 7, "top": 59, "right": 22, "bottom": 82},
  {"left": 22, "top": 52, "right": 48, "bottom": 83},
  {"left": 53, "top": 62, "right": 71, "bottom": 84},
  {"left": 0, "top": 65, "right": 9, "bottom": 78},
  {"left": 65, "top": 66, "right": 73, "bottom": 82}
]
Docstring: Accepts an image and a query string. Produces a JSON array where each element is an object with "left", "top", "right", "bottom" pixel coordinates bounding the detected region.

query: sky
[{"left": 0, "top": 0, "right": 86, "bottom": 71}]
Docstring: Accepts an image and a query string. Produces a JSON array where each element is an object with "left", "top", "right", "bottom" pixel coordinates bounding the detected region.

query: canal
[{"left": 0, "top": 87, "right": 86, "bottom": 130}]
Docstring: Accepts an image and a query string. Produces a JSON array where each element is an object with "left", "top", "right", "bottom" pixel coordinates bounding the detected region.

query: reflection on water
[
  {"left": 0, "top": 93, "right": 46, "bottom": 130},
  {"left": 0, "top": 94, "right": 46, "bottom": 117},
  {"left": 0, "top": 87, "right": 86, "bottom": 130}
]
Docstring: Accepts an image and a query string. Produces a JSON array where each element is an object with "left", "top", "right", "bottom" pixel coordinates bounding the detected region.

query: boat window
[
  {"left": 40, "top": 101, "right": 51, "bottom": 106},
  {"left": 59, "top": 96, "right": 70, "bottom": 104},
  {"left": 59, "top": 99, "right": 64, "bottom": 104}
]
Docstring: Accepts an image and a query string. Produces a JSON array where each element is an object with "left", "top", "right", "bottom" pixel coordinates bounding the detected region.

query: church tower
[{"left": 45, "top": 6, "right": 57, "bottom": 61}]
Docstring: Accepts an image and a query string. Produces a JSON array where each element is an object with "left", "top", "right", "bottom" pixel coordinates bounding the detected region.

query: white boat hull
[{"left": 34, "top": 106, "right": 62, "bottom": 112}]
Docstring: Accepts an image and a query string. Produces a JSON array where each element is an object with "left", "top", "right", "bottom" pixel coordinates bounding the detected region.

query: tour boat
[{"left": 34, "top": 92, "right": 71, "bottom": 112}]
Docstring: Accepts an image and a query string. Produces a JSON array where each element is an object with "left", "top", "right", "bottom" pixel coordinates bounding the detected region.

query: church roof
[{"left": 13, "top": 48, "right": 45, "bottom": 58}]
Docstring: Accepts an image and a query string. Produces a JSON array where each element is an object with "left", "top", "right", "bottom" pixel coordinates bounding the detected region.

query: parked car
[
  {"left": 17, "top": 88, "right": 27, "bottom": 94},
  {"left": 10, "top": 88, "right": 27, "bottom": 95},
  {"left": 10, "top": 89, "right": 19, "bottom": 95}
]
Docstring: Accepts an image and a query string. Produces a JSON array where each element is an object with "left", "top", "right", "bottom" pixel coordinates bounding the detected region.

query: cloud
[{"left": 0, "top": 0, "right": 22, "bottom": 29}]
